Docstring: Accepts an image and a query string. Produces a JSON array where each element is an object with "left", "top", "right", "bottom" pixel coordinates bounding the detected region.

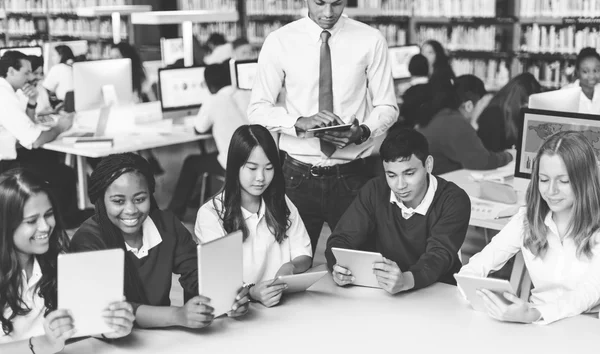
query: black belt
[{"left": 282, "top": 152, "right": 366, "bottom": 177}]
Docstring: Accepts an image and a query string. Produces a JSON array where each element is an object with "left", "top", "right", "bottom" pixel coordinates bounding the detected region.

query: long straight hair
[
  {"left": 481, "top": 73, "right": 541, "bottom": 144},
  {"left": 525, "top": 131, "right": 600, "bottom": 258},
  {"left": 0, "top": 169, "right": 69, "bottom": 335},
  {"left": 216, "top": 125, "right": 290, "bottom": 242}
]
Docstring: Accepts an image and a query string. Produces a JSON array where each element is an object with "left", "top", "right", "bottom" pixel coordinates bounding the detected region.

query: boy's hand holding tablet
[
  {"left": 372, "top": 257, "right": 415, "bottom": 294},
  {"left": 174, "top": 295, "right": 215, "bottom": 328}
]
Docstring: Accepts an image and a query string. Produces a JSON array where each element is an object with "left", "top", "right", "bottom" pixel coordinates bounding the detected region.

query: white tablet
[
  {"left": 454, "top": 273, "right": 516, "bottom": 312},
  {"left": 58, "top": 249, "right": 124, "bottom": 337},
  {"left": 331, "top": 248, "right": 383, "bottom": 288},
  {"left": 270, "top": 270, "right": 328, "bottom": 293},
  {"left": 198, "top": 230, "right": 243, "bottom": 317},
  {"left": 307, "top": 124, "right": 352, "bottom": 133}
]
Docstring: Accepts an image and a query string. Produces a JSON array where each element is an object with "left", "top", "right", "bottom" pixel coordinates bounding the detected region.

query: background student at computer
[
  {"left": 459, "top": 131, "right": 600, "bottom": 325},
  {"left": 561, "top": 47, "right": 600, "bottom": 115}
]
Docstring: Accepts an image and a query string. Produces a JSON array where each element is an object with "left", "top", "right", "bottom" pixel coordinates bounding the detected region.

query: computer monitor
[
  {"left": 0, "top": 46, "right": 43, "bottom": 57},
  {"left": 232, "top": 59, "right": 257, "bottom": 90},
  {"left": 528, "top": 87, "right": 580, "bottom": 113},
  {"left": 515, "top": 108, "right": 600, "bottom": 179},
  {"left": 158, "top": 65, "right": 209, "bottom": 119},
  {"left": 43, "top": 40, "right": 88, "bottom": 73},
  {"left": 388, "top": 44, "right": 421, "bottom": 80},
  {"left": 73, "top": 59, "right": 133, "bottom": 112},
  {"left": 160, "top": 37, "right": 184, "bottom": 67}
]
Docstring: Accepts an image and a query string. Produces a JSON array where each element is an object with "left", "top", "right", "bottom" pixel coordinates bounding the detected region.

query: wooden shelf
[
  {"left": 131, "top": 10, "right": 239, "bottom": 25},
  {"left": 450, "top": 50, "right": 513, "bottom": 59},
  {"left": 413, "top": 16, "right": 515, "bottom": 25},
  {"left": 519, "top": 17, "right": 563, "bottom": 25},
  {"left": 516, "top": 51, "right": 577, "bottom": 61},
  {"left": 76, "top": 5, "right": 152, "bottom": 17}
]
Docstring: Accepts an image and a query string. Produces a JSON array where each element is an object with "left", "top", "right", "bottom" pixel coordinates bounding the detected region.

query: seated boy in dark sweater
[{"left": 325, "top": 128, "right": 471, "bottom": 294}]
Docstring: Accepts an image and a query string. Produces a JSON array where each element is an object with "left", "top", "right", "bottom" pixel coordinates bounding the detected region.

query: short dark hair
[
  {"left": 0, "top": 51, "right": 28, "bottom": 78},
  {"left": 232, "top": 37, "right": 249, "bottom": 49},
  {"left": 454, "top": 74, "right": 486, "bottom": 106},
  {"left": 380, "top": 128, "right": 429, "bottom": 165},
  {"left": 408, "top": 54, "right": 428, "bottom": 77},
  {"left": 27, "top": 55, "right": 44, "bottom": 72},
  {"left": 204, "top": 61, "right": 231, "bottom": 92},
  {"left": 576, "top": 47, "right": 600, "bottom": 71},
  {"left": 207, "top": 33, "right": 227, "bottom": 47}
]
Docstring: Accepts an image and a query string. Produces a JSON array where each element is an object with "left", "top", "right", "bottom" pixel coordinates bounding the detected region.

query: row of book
[
  {"left": 451, "top": 58, "right": 510, "bottom": 91},
  {"left": 520, "top": 0, "right": 600, "bottom": 18},
  {"left": 5, "top": 17, "right": 127, "bottom": 39},
  {"left": 4, "top": 0, "right": 129, "bottom": 14},
  {"left": 415, "top": 25, "right": 498, "bottom": 51},
  {"left": 521, "top": 24, "right": 600, "bottom": 54}
]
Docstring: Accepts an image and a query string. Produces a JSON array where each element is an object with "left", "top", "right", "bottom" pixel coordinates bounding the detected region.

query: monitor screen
[
  {"left": 0, "top": 46, "right": 43, "bottom": 57},
  {"left": 73, "top": 58, "right": 133, "bottom": 112},
  {"left": 158, "top": 66, "right": 210, "bottom": 111},
  {"left": 235, "top": 59, "right": 258, "bottom": 90},
  {"left": 160, "top": 38, "right": 184, "bottom": 67},
  {"left": 515, "top": 108, "right": 600, "bottom": 179},
  {"left": 388, "top": 45, "right": 421, "bottom": 80}
]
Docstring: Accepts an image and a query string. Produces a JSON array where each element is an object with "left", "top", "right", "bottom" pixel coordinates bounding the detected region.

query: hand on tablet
[
  {"left": 295, "top": 110, "right": 342, "bottom": 133},
  {"left": 477, "top": 289, "right": 541, "bottom": 323},
  {"left": 316, "top": 118, "right": 361, "bottom": 149},
  {"left": 373, "top": 257, "right": 414, "bottom": 294},
  {"left": 274, "top": 262, "right": 295, "bottom": 279},
  {"left": 101, "top": 300, "right": 135, "bottom": 339},
  {"left": 177, "top": 295, "right": 215, "bottom": 328},
  {"left": 41, "top": 309, "right": 76, "bottom": 352},
  {"left": 228, "top": 286, "right": 250, "bottom": 318},
  {"left": 332, "top": 264, "right": 354, "bottom": 286},
  {"left": 249, "top": 280, "right": 287, "bottom": 308}
]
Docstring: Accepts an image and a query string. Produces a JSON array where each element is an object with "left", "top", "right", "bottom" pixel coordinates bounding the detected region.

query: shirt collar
[
  {"left": 124, "top": 217, "right": 163, "bottom": 259},
  {"left": 390, "top": 174, "right": 438, "bottom": 219},
  {"left": 21, "top": 257, "right": 43, "bottom": 290},
  {"left": 304, "top": 14, "right": 346, "bottom": 44},
  {"left": 241, "top": 199, "right": 266, "bottom": 221}
]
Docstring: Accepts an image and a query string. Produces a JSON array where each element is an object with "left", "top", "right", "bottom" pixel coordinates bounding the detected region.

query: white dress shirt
[
  {"left": 459, "top": 208, "right": 600, "bottom": 325},
  {"left": 562, "top": 80, "right": 600, "bottom": 114},
  {"left": 194, "top": 193, "right": 313, "bottom": 284},
  {"left": 0, "top": 77, "right": 44, "bottom": 161},
  {"left": 42, "top": 63, "right": 73, "bottom": 101},
  {"left": 124, "top": 217, "right": 163, "bottom": 259},
  {"left": 248, "top": 16, "right": 398, "bottom": 166},
  {"left": 0, "top": 257, "right": 46, "bottom": 343},
  {"left": 195, "top": 86, "right": 250, "bottom": 168},
  {"left": 390, "top": 174, "right": 438, "bottom": 219}
]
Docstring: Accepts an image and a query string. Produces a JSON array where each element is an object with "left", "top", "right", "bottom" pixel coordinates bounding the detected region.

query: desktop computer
[
  {"left": 72, "top": 58, "right": 133, "bottom": 112},
  {"left": 231, "top": 59, "right": 258, "bottom": 90},
  {"left": 388, "top": 44, "right": 421, "bottom": 80},
  {"left": 160, "top": 37, "right": 184, "bottom": 67},
  {"left": 158, "top": 65, "right": 209, "bottom": 119},
  {"left": 528, "top": 87, "right": 580, "bottom": 113},
  {"left": 0, "top": 46, "right": 43, "bottom": 57}
]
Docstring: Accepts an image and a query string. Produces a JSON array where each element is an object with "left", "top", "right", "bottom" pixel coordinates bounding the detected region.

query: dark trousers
[
  {"left": 168, "top": 152, "right": 225, "bottom": 218},
  {"left": 0, "top": 149, "right": 80, "bottom": 228},
  {"left": 282, "top": 153, "right": 373, "bottom": 254}
]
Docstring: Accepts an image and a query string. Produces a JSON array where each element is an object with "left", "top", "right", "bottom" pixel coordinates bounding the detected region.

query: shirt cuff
[
  {"left": 18, "top": 125, "right": 44, "bottom": 149},
  {"left": 531, "top": 303, "right": 557, "bottom": 325}
]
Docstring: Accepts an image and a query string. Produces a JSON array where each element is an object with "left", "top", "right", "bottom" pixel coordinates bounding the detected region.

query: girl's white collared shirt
[
  {"left": 195, "top": 193, "right": 312, "bottom": 284},
  {"left": 459, "top": 208, "right": 600, "bottom": 324},
  {"left": 0, "top": 257, "right": 46, "bottom": 343}
]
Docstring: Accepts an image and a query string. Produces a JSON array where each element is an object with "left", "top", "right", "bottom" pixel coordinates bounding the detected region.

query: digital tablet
[
  {"left": 269, "top": 270, "right": 328, "bottom": 293},
  {"left": 454, "top": 274, "right": 517, "bottom": 312},
  {"left": 58, "top": 249, "right": 124, "bottom": 337},
  {"left": 331, "top": 248, "right": 383, "bottom": 288},
  {"left": 307, "top": 123, "right": 353, "bottom": 133},
  {"left": 198, "top": 231, "right": 243, "bottom": 317}
]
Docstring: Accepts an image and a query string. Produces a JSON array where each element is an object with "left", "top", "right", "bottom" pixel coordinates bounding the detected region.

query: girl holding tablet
[
  {"left": 459, "top": 131, "right": 600, "bottom": 324},
  {"left": 195, "top": 125, "right": 313, "bottom": 308},
  {"left": 0, "top": 169, "right": 133, "bottom": 352},
  {"left": 70, "top": 153, "right": 249, "bottom": 329}
]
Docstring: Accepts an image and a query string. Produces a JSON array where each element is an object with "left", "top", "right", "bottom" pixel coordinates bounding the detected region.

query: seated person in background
[
  {"left": 0, "top": 169, "right": 133, "bottom": 351},
  {"left": 325, "top": 128, "right": 470, "bottom": 294},
  {"left": 23, "top": 55, "right": 53, "bottom": 117},
  {"left": 562, "top": 47, "right": 600, "bottom": 114},
  {"left": 168, "top": 62, "right": 249, "bottom": 218},
  {"left": 70, "top": 153, "right": 249, "bottom": 329},
  {"left": 477, "top": 73, "right": 541, "bottom": 152},
  {"left": 459, "top": 131, "right": 600, "bottom": 325},
  {"left": 0, "top": 51, "right": 83, "bottom": 228},
  {"left": 42, "top": 45, "right": 74, "bottom": 107},
  {"left": 196, "top": 125, "right": 312, "bottom": 308},
  {"left": 203, "top": 33, "right": 233, "bottom": 65},
  {"left": 232, "top": 37, "right": 255, "bottom": 60},
  {"left": 110, "top": 42, "right": 157, "bottom": 102},
  {"left": 418, "top": 74, "right": 513, "bottom": 175},
  {"left": 398, "top": 54, "right": 431, "bottom": 128}
]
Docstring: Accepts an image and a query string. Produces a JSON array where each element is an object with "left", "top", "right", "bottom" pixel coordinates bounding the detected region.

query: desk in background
[
  {"left": 63, "top": 275, "right": 598, "bottom": 354},
  {"left": 42, "top": 103, "right": 212, "bottom": 210}
]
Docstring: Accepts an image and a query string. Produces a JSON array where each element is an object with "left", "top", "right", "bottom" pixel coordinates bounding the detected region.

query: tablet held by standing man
[{"left": 248, "top": 0, "right": 399, "bottom": 253}]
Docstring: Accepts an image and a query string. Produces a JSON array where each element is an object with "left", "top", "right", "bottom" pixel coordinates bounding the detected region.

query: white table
[
  {"left": 62, "top": 275, "right": 598, "bottom": 354},
  {"left": 42, "top": 109, "right": 211, "bottom": 210}
]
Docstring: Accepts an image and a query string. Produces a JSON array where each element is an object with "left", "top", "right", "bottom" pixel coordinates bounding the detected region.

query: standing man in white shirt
[{"left": 248, "top": 0, "right": 398, "bottom": 253}]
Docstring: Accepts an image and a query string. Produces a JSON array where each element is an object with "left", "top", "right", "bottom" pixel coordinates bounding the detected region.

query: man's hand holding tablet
[
  {"left": 372, "top": 257, "right": 415, "bottom": 294},
  {"left": 174, "top": 295, "right": 215, "bottom": 328}
]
